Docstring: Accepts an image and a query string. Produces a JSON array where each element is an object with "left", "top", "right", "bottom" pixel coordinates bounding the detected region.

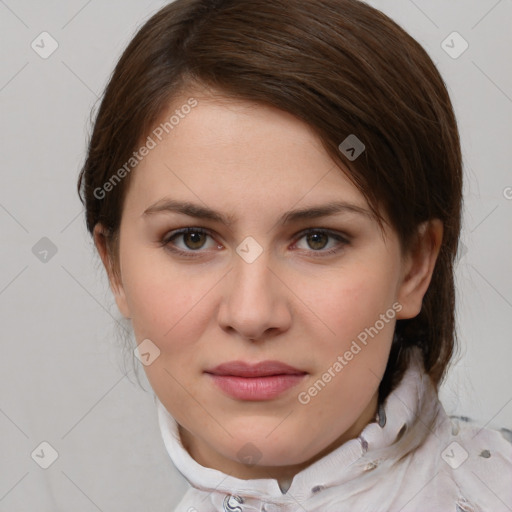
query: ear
[
  {"left": 93, "top": 223, "right": 131, "bottom": 319},
  {"left": 396, "top": 219, "right": 443, "bottom": 320}
]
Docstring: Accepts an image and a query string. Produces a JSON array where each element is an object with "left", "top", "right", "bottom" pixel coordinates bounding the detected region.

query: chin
[{"left": 219, "top": 431, "right": 312, "bottom": 468}]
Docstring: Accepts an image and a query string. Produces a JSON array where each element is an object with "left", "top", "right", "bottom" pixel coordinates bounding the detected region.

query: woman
[{"left": 77, "top": 0, "right": 512, "bottom": 510}]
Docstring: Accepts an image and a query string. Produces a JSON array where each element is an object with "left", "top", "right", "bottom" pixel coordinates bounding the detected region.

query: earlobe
[
  {"left": 396, "top": 219, "right": 443, "bottom": 320},
  {"left": 93, "top": 224, "right": 131, "bottom": 319}
]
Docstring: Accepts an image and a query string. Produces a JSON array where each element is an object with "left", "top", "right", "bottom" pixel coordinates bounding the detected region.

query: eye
[
  {"left": 161, "top": 227, "right": 220, "bottom": 257},
  {"left": 160, "top": 227, "right": 350, "bottom": 259},
  {"left": 293, "top": 229, "right": 349, "bottom": 256}
]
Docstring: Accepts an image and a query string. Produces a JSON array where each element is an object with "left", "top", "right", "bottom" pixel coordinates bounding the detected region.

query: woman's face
[{"left": 95, "top": 90, "right": 440, "bottom": 481}]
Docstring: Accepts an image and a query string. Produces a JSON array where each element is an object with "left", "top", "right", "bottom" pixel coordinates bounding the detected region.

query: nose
[{"left": 217, "top": 249, "right": 292, "bottom": 342}]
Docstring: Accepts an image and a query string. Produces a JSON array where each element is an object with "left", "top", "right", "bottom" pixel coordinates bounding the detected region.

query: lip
[
  {"left": 206, "top": 360, "right": 306, "bottom": 377},
  {"left": 205, "top": 360, "right": 307, "bottom": 401}
]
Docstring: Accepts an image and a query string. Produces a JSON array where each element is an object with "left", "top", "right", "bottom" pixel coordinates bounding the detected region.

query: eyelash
[{"left": 160, "top": 227, "right": 350, "bottom": 259}]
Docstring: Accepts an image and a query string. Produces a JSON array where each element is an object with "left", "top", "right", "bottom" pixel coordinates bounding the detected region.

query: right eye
[{"left": 160, "top": 227, "right": 223, "bottom": 258}]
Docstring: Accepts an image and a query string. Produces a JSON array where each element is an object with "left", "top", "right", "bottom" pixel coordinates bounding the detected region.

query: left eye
[{"left": 294, "top": 229, "right": 347, "bottom": 252}]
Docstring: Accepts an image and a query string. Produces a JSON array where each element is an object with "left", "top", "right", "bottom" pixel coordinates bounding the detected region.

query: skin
[{"left": 94, "top": 88, "right": 443, "bottom": 487}]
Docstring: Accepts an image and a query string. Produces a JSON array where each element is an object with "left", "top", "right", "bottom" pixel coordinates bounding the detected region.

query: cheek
[
  {"left": 125, "top": 271, "right": 209, "bottom": 341},
  {"left": 309, "top": 263, "right": 399, "bottom": 344},
  {"left": 120, "top": 247, "right": 219, "bottom": 364},
  {"left": 122, "top": 261, "right": 215, "bottom": 401}
]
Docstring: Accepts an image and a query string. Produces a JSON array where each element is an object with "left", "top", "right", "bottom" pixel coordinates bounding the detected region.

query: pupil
[
  {"left": 309, "top": 233, "right": 327, "bottom": 250},
  {"left": 186, "top": 232, "right": 205, "bottom": 249}
]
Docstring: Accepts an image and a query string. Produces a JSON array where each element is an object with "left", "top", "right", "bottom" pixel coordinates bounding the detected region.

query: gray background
[{"left": 1, "top": 0, "right": 511, "bottom": 510}]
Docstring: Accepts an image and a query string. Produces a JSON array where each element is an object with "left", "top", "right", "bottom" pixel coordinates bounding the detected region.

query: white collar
[{"left": 155, "top": 347, "right": 443, "bottom": 503}]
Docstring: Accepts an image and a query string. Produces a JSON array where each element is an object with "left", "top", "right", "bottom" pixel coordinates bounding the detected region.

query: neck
[{"left": 178, "top": 390, "right": 379, "bottom": 486}]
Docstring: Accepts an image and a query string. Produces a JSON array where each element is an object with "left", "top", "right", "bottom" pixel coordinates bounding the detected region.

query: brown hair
[{"left": 77, "top": 0, "right": 463, "bottom": 403}]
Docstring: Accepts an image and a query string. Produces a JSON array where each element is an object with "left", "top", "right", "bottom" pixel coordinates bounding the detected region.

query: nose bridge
[
  {"left": 232, "top": 247, "right": 275, "bottom": 312},
  {"left": 240, "top": 247, "right": 272, "bottom": 287},
  {"left": 218, "top": 244, "right": 290, "bottom": 339}
]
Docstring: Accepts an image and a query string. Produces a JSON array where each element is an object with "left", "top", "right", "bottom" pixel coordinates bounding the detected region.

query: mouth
[
  {"left": 204, "top": 360, "right": 307, "bottom": 400},
  {"left": 205, "top": 359, "right": 307, "bottom": 377}
]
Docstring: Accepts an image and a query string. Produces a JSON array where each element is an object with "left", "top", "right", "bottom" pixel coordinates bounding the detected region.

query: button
[
  {"left": 364, "top": 461, "right": 378, "bottom": 471},
  {"left": 394, "top": 424, "right": 407, "bottom": 442},
  {"left": 499, "top": 427, "right": 512, "bottom": 443},
  {"left": 455, "top": 497, "right": 478, "bottom": 512},
  {"left": 311, "top": 485, "right": 325, "bottom": 494},
  {"left": 223, "top": 494, "right": 244, "bottom": 512},
  {"left": 377, "top": 402, "right": 386, "bottom": 427}
]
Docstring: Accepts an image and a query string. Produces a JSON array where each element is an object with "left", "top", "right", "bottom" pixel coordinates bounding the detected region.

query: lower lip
[{"left": 206, "top": 373, "right": 307, "bottom": 400}]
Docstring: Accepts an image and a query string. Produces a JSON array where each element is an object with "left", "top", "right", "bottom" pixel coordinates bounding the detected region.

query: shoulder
[
  {"left": 394, "top": 408, "right": 512, "bottom": 511},
  {"left": 448, "top": 414, "right": 512, "bottom": 463},
  {"left": 432, "top": 415, "right": 512, "bottom": 511}
]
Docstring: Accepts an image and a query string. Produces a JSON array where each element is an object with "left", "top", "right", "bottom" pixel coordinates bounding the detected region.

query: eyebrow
[{"left": 142, "top": 198, "right": 374, "bottom": 225}]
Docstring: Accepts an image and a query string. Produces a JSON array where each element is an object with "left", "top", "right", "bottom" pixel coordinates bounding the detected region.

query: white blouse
[{"left": 156, "top": 347, "right": 512, "bottom": 511}]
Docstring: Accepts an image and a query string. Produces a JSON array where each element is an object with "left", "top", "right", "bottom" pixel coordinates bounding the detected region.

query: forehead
[{"left": 126, "top": 92, "right": 369, "bottom": 212}]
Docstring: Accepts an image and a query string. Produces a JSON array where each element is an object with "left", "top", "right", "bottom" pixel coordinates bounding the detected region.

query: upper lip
[{"left": 205, "top": 360, "right": 306, "bottom": 377}]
